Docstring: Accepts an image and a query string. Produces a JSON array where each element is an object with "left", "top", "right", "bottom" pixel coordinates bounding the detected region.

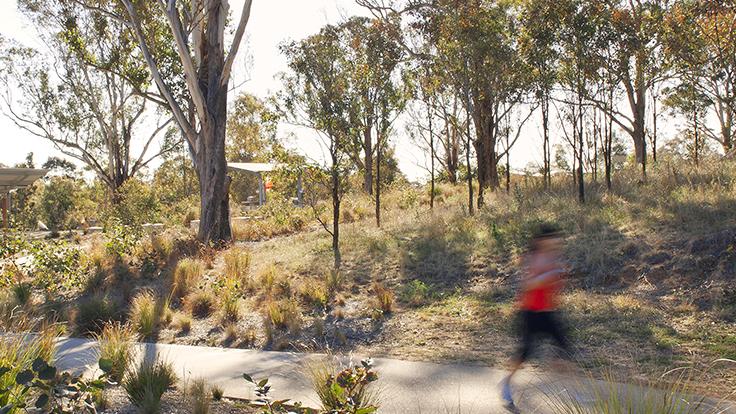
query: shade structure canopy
[
  {"left": 227, "top": 162, "right": 280, "bottom": 174},
  {"left": 0, "top": 168, "right": 49, "bottom": 192}
]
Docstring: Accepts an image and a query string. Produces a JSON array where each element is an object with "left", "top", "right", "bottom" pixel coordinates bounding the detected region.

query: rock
[
  {"left": 37, "top": 221, "right": 48, "bottom": 231},
  {"left": 189, "top": 219, "right": 200, "bottom": 231},
  {"left": 87, "top": 226, "right": 103, "bottom": 234},
  {"left": 142, "top": 223, "right": 164, "bottom": 234}
]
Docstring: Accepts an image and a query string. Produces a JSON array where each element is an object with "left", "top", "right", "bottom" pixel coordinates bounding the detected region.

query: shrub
[
  {"left": 129, "top": 290, "right": 160, "bottom": 339},
  {"left": 95, "top": 322, "right": 136, "bottom": 382},
  {"left": 306, "top": 359, "right": 379, "bottom": 413},
  {"left": 122, "top": 357, "right": 176, "bottom": 414},
  {"left": 31, "top": 176, "right": 83, "bottom": 232},
  {"left": 188, "top": 377, "right": 211, "bottom": 414},
  {"left": 400, "top": 279, "right": 430, "bottom": 307},
  {"left": 75, "top": 296, "right": 117, "bottom": 335},
  {"left": 172, "top": 258, "right": 205, "bottom": 299},
  {"left": 29, "top": 240, "right": 83, "bottom": 293},
  {"left": 373, "top": 283, "right": 394, "bottom": 313},
  {"left": 223, "top": 247, "right": 251, "bottom": 284},
  {"left": 185, "top": 290, "right": 216, "bottom": 318}
]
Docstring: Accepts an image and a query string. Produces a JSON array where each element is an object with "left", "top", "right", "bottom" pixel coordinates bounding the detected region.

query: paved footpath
[{"left": 54, "top": 338, "right": 734, "bottom": 414}]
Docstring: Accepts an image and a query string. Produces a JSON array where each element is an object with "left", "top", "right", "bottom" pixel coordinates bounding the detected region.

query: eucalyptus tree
[
  {"left": 422, "top": 0, "right": 533, "bottom": 207},
  {"left": 72, "top": 0, "right": 254, "bottom": 243},
  {"left": 519, "top": 0, "right": 563, "bottom": 189},
  {"left": 665, "top": 0, "right": 736, "bottom": 153},
  {"left": 0, "top": 2, "right": 177, "bottom": 195},
  {"left": 595, "top": 0, "right": 673, "bottom": 179},
  {"left": 278, "top": 24, "right": 354, "bottom": 269}
]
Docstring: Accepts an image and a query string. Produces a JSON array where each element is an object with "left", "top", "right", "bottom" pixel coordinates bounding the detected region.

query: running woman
[{"left": 501, "top": 224, "right": 571, "bottom": 411}]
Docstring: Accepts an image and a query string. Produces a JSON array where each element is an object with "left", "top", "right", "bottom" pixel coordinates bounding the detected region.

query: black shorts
[{"left": 516, "top": 310, "right": 570, "bottom": 362}]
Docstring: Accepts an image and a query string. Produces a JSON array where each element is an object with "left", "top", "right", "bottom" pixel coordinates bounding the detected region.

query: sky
[{"left": 0, "top": 0, "right": 687, "bottom": 181}]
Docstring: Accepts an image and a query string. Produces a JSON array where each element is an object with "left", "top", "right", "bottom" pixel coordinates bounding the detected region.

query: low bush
[
  {"left": 172, "top": 258, "right": 205, "bottom": 299},
  {"left": 122, "top": 357, "right": 176, "bottom": 414},
  {"left": 96, "top": 322, "right": 136, "bottom": 382},
  {"left": 306, "top": 358, "right": 379, "bottom": 413},
  {"left": 75, "top": 296, "right": 117, "bottom": 335}
]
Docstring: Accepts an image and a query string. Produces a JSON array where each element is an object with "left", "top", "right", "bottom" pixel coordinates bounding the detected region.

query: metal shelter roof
[
  {"left": 0, "top": 168, "right": 49, "bottom": 193},
  {"left": 227, "top": 162, "right": 279, "bottom": 174}
]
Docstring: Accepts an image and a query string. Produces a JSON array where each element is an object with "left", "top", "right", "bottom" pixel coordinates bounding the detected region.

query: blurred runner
[{"left": 501, "top": 224, "right": 571, "bottom": 411}]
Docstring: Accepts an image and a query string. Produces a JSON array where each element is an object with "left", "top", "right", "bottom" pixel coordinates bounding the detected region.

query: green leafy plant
[
  {"left": 122, "top": 357, "right": 176, "bottom": 414},
  {"left": 104, "top": 219, "right": 142, "bottom": 259},
  {"left": 0, "top": 357, "right": 111, "bottom": 414},
  {"left": 29, "top": 240, "right": 83, "bottom": 293},
  {"left": 307, "top": 359, "right": 379, "bottom": 414},
  {"left": 242, "top": 373, "right": 303, "bottom": 414},
  {"left": 399, "top": 280, "right": 430, "bottom": 307}
]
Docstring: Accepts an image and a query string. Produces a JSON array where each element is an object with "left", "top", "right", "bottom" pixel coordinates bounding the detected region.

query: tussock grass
[
  {"left": 223, "top": 247, "right": 251, "bottom": 284},
  {"left": 172, "top": 311, "right": 192, "bottom": 333},
  {"left": 266, "top": 299, "right": 302, "bottom": 333},
  {"left": 172, "top": 258, "right": 204, "bottom": 299},
  {"left": 75, "top": 295, "right": 117, "bottom": 335},
  {"left": 122, "top": 357, "right": 176, "bottom": 414},
  {"left": 541, "top": 362, "right": 736, "bottom": 414},
  {"left": 187, "top": 377, "right": 211, "bottom": 414},
  {"left": 185, "top": 290, "right": 217, "bottom": 318},
  {"left": 129, "top": 290, "right": 161, "bottom": 339},
  {"left": 96, "top": 321, "right": 136, "bottom": 382}
]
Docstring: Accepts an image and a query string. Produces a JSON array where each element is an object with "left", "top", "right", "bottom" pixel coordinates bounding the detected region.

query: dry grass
[
  {"left": 187, "top": 377, "right": 211, "bottom": 414},
  {"left": 172, "top": 312, "right": 192, "bottom": 333},
  {"left": 373, "top": 283, "right": 394, "bottom": 313},
  {"left": 185, "top": 290, "right": 217, "bottom": 318},
  {"left": 96, "top": 321, "right": 136, "bottom": 382},
  {"left": 266, "top": 299, "right": 302, "bottom": 333},
  {"left": 129, "top": 290, "right": 161, "bottom": 339},
  {"left": 172, "top": 258, "right": 205, "bottom": 299},
  {"left": 223, "top": 247, "right": 251, "bottom": 284}
]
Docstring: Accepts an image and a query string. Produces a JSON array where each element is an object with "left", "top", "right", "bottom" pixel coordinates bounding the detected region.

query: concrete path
[{"left": 54, "top": 338, "right": 734, "bottom": 414}]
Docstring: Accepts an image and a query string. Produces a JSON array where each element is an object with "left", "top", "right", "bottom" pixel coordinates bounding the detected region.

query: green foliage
[
  {"left": 242, "top": 374, "right": 303, "bottom": 414},
  {"left": 399, "top": 280, "right": 430, "bottom": 307},
  {"left": 28, "top": 240, "right": 83, "bottom": 293},
  {"left": 30, "top": 177, "right": 86, "bottom": 232},
  {"left": 104, "top": 219, "right": 142, "bottom": 259},
  {"left": 0, "top": 324, "right": 58, "bottom": 412},
  {"left": 122, "top": 357, "right": 176, "bottom": 414},
  {"left": 10, "top": 283, "right": 31, "bottom": 307},
  {"left": 75, "top": 296, "right": 117, "bottom": 335},
  {"left": 106, "top": 179, "right": 162, "bottom": 228},
  {"left": 0, "top": 357, "right": 110, "bottom": 414},
  {"left": 307, "top": 359, "right": 379, "bottom": 414}
]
